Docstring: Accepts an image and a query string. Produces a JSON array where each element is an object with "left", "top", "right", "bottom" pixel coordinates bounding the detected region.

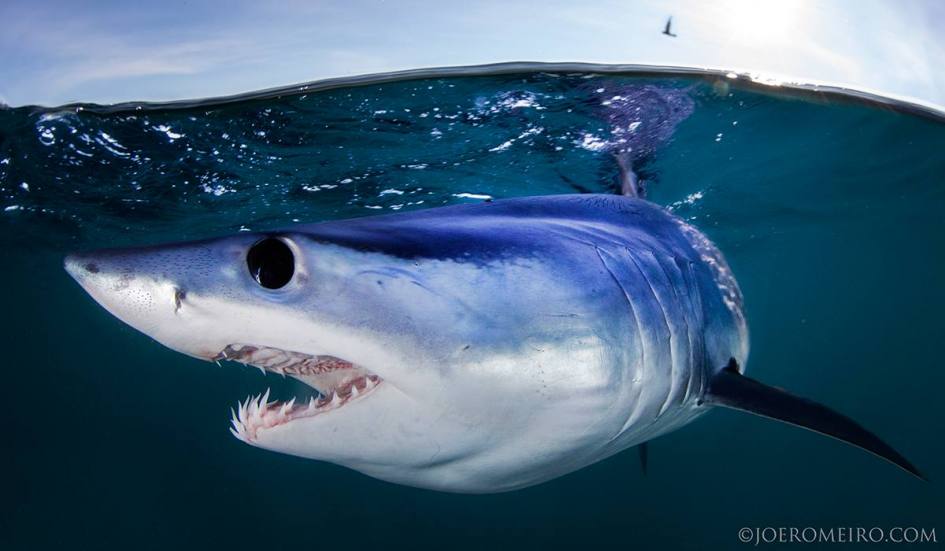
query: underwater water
[{"left": 2, "top": 67, "right": 944, "bottom": 549}]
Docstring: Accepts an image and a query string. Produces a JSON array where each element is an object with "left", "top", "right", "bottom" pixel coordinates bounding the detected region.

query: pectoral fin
[{"left": 702, "top": 360, "right": 924, "bottom": 480}]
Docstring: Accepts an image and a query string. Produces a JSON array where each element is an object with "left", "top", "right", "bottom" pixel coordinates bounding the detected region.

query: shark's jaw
[{"left": 213, "top": 344, "right": 383, "bottom": 442}]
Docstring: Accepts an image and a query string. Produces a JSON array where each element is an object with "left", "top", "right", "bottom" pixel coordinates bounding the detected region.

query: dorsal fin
[
  {"left": 615, "top": 153, "right": 643, "bottom": 198},
  {"left": 702, "top": 360, "right": 924, "bottom": 480}
]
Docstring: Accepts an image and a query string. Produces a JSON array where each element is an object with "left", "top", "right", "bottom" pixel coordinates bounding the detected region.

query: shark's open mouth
[{"left": 214, "top": 344, "right": 382, "bottom": 441}]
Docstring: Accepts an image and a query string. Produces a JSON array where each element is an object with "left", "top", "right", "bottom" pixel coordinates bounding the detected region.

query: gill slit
[
  {"left": 626, "top": 251, "right": 675, "bottom": 421},
  {"left": 655, "top": 253, "right": 693, "bottom": 414},
  {"left": 595, "top": 246, "right": 647, "bottom": 443}
]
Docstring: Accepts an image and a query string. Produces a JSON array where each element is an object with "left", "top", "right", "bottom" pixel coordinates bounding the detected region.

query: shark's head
[
  {"left": 65, "top": 205, "right": 645, "bottom": 493},
  {"left": 66, "top": 230, "right": 477, "bottom": 487}
]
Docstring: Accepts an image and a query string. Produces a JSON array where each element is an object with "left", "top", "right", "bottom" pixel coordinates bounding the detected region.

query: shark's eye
[{"left": 247, "top": 238, "right": 294, "bottom": 289}]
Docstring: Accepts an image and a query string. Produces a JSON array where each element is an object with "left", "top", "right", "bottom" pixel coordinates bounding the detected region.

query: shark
[{"left": 64, "top": 194, "right": 922, "bottom": 492}]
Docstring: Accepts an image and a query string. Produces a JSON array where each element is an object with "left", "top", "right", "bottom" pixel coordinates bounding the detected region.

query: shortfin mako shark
[{"left": 65, "top": 194, "right": 922, "bottom": 492}]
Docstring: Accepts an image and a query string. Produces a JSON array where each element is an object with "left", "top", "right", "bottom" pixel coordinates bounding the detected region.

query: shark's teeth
[
  {"left": 261, "top": 388, "right": 271, "bottom": 408},
  {"left": 279, "top": 398, "right": 296, "bottom": 417},
  {"left": 227, "top": 375, "right": 381, "bottom": 442},
  {"left": 214, "top": 344, "right": 359, "bottom": 379}
]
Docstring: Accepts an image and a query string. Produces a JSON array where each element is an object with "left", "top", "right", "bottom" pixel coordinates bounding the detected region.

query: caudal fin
[{"left": 702, "top": 360, "right": 924, "bottom": 480}]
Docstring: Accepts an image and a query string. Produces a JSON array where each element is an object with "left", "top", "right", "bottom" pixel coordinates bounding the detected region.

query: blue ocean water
[{"left": 2, "top": 67, "right": 943, "bottom": 549}]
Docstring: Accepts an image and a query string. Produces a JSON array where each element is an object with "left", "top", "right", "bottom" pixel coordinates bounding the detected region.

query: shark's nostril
[
  {"left": 84, "top": 263, "right": 100, "bottom": 274},
  {"left": 174, "top": 288, "right": 186, "bottom": 313}
]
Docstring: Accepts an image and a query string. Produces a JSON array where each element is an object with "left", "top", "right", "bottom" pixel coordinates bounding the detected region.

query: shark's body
[{"left": 65, "top": 194, "right": 920, "bottom": 492}]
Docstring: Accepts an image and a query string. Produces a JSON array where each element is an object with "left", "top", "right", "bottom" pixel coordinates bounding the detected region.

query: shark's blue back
[
  {"left": 300, "top": 195, "right": 708, "bottom": 263},
  {"left": 299, "top": 194, "right": 747, "bottom": 380}
]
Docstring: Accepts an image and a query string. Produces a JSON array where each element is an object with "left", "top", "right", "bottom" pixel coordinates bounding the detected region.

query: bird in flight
[{"left": 663, "top": 16, "right": 677, "bottom": 37}]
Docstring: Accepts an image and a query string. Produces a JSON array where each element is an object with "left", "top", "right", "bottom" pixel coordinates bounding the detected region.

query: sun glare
[{"left": 716, "top": 0, "right": 804, "bottom": 43}]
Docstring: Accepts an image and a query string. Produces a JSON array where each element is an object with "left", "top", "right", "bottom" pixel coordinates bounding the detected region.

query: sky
[{"left": 1, "top": 0, "right": 943, "bottom": 109}]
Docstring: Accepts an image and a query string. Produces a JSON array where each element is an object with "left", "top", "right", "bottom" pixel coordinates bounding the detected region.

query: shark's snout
[
  {"left": 67, "top": 249, "right": 154, "bottom": 303},
  {"left": 65, "top": 250, "right": 147, "bottom": 311},
  {"left": 64, "top": 253, "right": 101, "bottom": 279},
  {"left": 64, "top": 247, "right": 213, "bottom": 359}
]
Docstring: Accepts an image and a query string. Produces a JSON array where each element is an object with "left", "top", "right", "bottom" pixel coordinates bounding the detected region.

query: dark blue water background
[{"left": 2, "top": 68, "right": 943, "bottom": 549}]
